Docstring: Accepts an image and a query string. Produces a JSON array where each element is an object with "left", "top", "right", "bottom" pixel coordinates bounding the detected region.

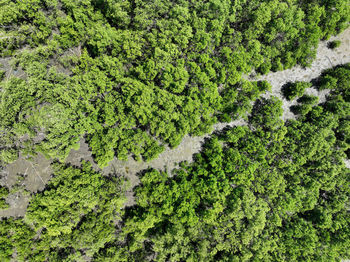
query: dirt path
[{"left": 1, "top": 28, "right": 350, "bottom": 214}]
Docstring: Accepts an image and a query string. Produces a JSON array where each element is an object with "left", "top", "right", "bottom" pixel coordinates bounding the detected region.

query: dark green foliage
[
  {"left": 0, "top": 69, "right": 5, "bottom": 81},
  {"left": 291, "top": 95, "right": 319, "bottom": 116},
  {"left": 328, "top": 40, "right": 341, "bottom": 49},
  {"left": 291, "top": 104, "right": 313, "bottom": 116},
  {"left": 318, "top": 64, "right": 350, "bottom": 102},
  {"left": 220, "top": 80, "right": 271, "bottom": 120},
  {"left": 0, "top": 186, "right": 9, "bottom": 209},
  {"left": 314, "top": 64, "right": 350, "bottom": 154},
  {"left": 0, "top": 218, "right": 35, "bottom": 262},
  {"left": 0, "top": 0, "right": 349, "bottom": 167},
  {"left": 282, "top": 81, "right": 312, "bottom": 100},
  {"left": 297, "top": 94, "right": 319, "bottom": 105},
  {"left": 249, "top": 96, "right": 283, "bottom": 130}
]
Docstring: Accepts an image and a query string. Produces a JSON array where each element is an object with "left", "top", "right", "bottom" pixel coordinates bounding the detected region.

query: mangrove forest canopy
[{"left": 0, "top": 0, "right": 349, "bottom": 261}]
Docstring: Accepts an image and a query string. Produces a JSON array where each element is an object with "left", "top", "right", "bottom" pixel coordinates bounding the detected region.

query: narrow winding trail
[{"left": 1, "top": 28, "right": 350, "bottom": 214}]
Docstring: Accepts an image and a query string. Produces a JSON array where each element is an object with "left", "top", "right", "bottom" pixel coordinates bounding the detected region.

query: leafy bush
[
  {"left": 297, "top": 94, "right": 319, "bottom": 105},
  {"left": 249, "top": 96, "right": 283, "bottom": 130},
  {"left": 291, "top": 104, "right": 313, "bottom": 115},
  {"left": 328, "top": 40, "right": 341, "bottom": 49},
  {"left": 0, "top": 186, "right": 9, "bottom": 209},
  {"left": 282, "top": 81, "right": 312, "bottom": 100},
  {"left": 291, "top": 95, "right": 319, "bottom": 115}
]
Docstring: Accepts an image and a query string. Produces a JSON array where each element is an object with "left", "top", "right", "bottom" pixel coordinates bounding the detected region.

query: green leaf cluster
[
  {"left": 282, "top": 81, "right": 312, "bottom": 101},
  {"left": 0, "top": 185, "right": 9, "bottom": 209}
]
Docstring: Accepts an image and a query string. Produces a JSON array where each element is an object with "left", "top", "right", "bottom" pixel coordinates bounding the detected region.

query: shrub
[
  {"left": 328, "top": 40, "right": 341, "bottom": 49},
  {"left": 282, "top": 81, "right": 312, "bottom": 100}
]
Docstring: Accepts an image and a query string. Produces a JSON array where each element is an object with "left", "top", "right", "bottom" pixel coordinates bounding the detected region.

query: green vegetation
[
  {"left": 0, "top": 0, "right": 349, "bottom": 167},
  {"left": 290, "top": 95, "right": 319, "bottom": 115},
  {"left": 1, "top": 162, "right": 127, "bottom": 261},
  {"left": 112, "top": 103, "right": 349, "bottom": 261},
  {"left": 0, "top": 64, "right": 349, "bottom": 261},
  {"left": 0, "top": 218, "right": 35, "bottom": 262},
  {"left": 25, "top": 161, "right": 126, "bottom": 236},
  {"left": 0, "top": 69, "right": 5, "bottom": 81},
  {"left": 282, "top": 81, "right": 312, "bottom": 101},
  {"left": 328, "top": 40, "right": 341, "bottom": 49},
  {"left": 0, "top": 0, "right": 349, "bottom": 260},
  {"left": 100, "top": 64, "right": 349, "bottom": 261},
  {"left": 0, "top": 185, "right": 9, "bottom": 209}
]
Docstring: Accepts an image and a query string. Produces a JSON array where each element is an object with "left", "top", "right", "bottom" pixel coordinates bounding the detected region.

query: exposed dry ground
[{"left": 1, "top": 27, "right": 349, "bottom": 215}]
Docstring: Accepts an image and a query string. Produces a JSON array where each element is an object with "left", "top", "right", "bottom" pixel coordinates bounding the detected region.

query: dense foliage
[
  {"left": 282, "top": 81, "right": 311, "bottom": 101},
  {"left": 0, "top": 185, "right": 9, "bottom": 209},
  {"left": 0, "top": 0, "right": 349, "bottom": 167},
  {"left": 0, "top": 162, "right": 126, "bottom": 261},
  {"left": 0, "top": 218, "right": 35, "bottom": 262},
  {"left": 290, "top": 94, "right": 319, "bottom": 115},
  {"left": 1, "top": 64, "right": 349, "bottom": 261},
  {"left": 0, "top": 0, "right": 349, "bottom": 260},
  {"left": 98, "top": 64, "right": 349, "bottom": 261}
]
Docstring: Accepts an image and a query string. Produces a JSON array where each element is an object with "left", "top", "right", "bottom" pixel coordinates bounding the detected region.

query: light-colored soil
[
  {"left": 345, "top": 159, "right": 350, "bottom": 169},
  {"left": 1, "top": 28, "right": 349, "bottom": 215}
]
